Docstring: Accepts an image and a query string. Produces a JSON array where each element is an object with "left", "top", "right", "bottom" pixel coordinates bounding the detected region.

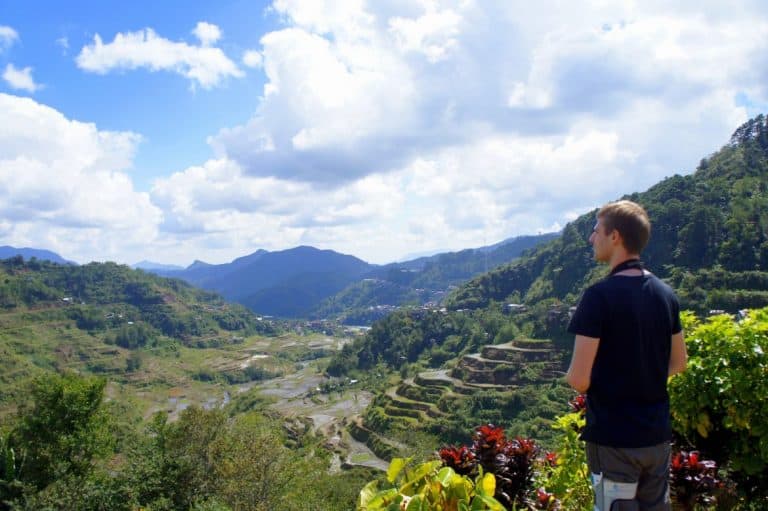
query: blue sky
[
  {"left": 1, "top": 1, "right": 767, "bottom": 265},
  {"left": 2, "top": 0, "right": 272, "bottom": 189}
]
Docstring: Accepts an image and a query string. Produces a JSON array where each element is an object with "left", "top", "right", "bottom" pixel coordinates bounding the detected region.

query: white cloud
[
  {"left": 76, "top": 25, "right": 243, "bottom": 89},
  {"left": 0, "top": 25, "right": 18, "bottom": 51},
  {"left": 174, "top": 0, "right": 768, "bottom": 262},
  {"left": 10, "top": 2, "right": 768, "bottom": 265},
  {"left": 192, "top": 21, "right": 222, "bottom": 46},
  {"left": 388, "top": 1, "right": 462, "bottom": 62},
  {"left": 242, "top": 49, "right": 263, "bottom": 68},
  {"left": 0, "top": 93, "right": 162, "bottom": 263},
  {"left": 2, "top": 64, "right": 42, "bottom": 92}
]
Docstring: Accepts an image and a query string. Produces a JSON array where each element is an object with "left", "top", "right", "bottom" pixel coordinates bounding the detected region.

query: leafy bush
[
  {"left": 440, "top": 425, "right": 539, "bottom": 509},
  {"left": 669, "top": 308, "right": 768, "bottom": 492},
  {"left": 534, "top": 399, "right": 592, "bottom": 511},
  {"left": 359, "top": 458, "right": 505, "bottom": 510}
]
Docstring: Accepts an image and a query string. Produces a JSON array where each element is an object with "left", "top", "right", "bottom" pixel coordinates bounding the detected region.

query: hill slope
[
  {"left": 155, "top": 246, "right": 374, "bottom": 317},
  {"left": 331, "top": 114, "right": 768, "bottom": 377},
  {"left": 0, "top": 246, "right": 74, "bottom": 265},
  {"left": 448, "top": 114, "right": 768, "bottom": 314},
  {"left": 312, "top": 233, "right": 559, "bottom": 323},
  {"left": 0, "top": 257, "right": 279, "bottom": 414}
]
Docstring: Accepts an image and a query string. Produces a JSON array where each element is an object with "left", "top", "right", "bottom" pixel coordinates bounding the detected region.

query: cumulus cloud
[
  {"left": 0, "top": 93, "right": 162, "bottom": 263},
  {"left": 388, "top": 1, "right": 462, "bottom": 62},
  {"left": 206, "top": 1, "right": 767, "bottom": 189},
  {"left": 148, "top": 127, "right": 630, "bottom": 264},
  {"left": 0, "top": 25, "right": 18, "bottom": 51},
  {"left": 192, "top": 21, "right": 222, "bottom": 46},
  {"left": 76, "top": 24, "right": 242, "bottom": 89},
  {"left": 154, "top": 0, "right": 767, "bottom": 263},
  {"left": 3, "top": 64, "right": 42, "bottom": 92},
  {"left": 12, "top": 2, "right": 768, "bottom": 265},
  {"left": 242, "top": 49, "right": 263, "bottom": 68}
]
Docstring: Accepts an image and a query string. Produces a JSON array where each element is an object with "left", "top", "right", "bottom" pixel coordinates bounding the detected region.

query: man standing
[{"left": 566, "top": 200, "right": 687, "bottom": 511}]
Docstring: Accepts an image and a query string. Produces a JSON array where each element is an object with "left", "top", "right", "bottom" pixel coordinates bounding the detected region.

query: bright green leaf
[{"left": 387, "top": 458, "right": 411, "bottom": 484}]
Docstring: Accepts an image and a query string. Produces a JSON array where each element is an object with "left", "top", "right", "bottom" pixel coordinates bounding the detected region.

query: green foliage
[
  {"left": 359, "top": 458, "right": 505, "bottom": 511},
  {"left": 121, "top": 407, "right": 326, "bottom": 511},
  {"left": 535, "top": 411, "right": 592, "bottom": 510},
  {"left": 669, "top": 307, "right": 768, "bottom": 486},
  {"left": 6, "top": 373, "right": 112, "bottom": 491},
  {"left": 0, "top": 258, "right": 278, "bottom": 343},
  {"left": 328, "top": 306, "right": 512, "bottom": 374},
  {"left": 313, "top": 234, "right": 559, "bottom": 323}
]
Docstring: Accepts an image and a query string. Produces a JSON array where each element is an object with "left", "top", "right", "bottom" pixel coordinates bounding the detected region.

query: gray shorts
[{"left": 586, "top": 441, "right": 671, "bottom": 511}]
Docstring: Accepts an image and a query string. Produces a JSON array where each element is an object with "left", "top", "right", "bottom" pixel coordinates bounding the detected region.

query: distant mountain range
[
  {"left": 132, "top": 260, "right": 185, "bottom": 272},
  {"left": 144, "top": 235, "right": 558, "bottom": 319},
  {"left": 150, "top": 246, "right": 373, "bottom": 318},
  {"left": 0, "top": 246, "right": 75, "bottom": 265},
  {"left": 1, "top": 235, "right": 559, "bottom": 320}
]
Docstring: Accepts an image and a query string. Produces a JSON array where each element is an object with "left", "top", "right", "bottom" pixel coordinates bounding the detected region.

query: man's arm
[
  {"left": 668, "top": 331, "right": 687, "bottom": 376},
  {"left": 566, "top": 335, "right": 600, "bottom": 393}
]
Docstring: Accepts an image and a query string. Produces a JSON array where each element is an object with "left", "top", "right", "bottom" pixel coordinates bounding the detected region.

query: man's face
[{"left": 589, "top": 218, "right": 612, "bottom": 262}]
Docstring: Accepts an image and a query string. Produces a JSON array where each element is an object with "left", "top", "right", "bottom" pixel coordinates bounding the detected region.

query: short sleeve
[{"left": 567, "top": 286, "right": 604, "bottom": 339}]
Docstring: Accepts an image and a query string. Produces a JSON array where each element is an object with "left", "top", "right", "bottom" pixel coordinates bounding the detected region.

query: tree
[{"left": 7, "top": 373, "right": 112, "bottom": 491}]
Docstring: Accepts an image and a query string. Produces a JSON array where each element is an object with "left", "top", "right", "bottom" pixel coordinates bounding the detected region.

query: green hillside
[
  {"left": 0, "top": 257, "right": 281, "bottom": 415},
  {"left": 312, "top": 233, "right": 559, "bottom": 324},
  {"left": 325, "top": 114, "right": 768, "bottom": 467}
]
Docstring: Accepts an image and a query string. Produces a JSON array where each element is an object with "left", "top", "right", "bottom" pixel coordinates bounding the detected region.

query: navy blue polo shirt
[{"left": 568, "top": 271, "right": 682, "bottom": 447}]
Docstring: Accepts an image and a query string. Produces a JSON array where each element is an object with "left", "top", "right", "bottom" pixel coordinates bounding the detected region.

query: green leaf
[
  {"left": 359, "top": 480, "right": 380, "bottom": 507},
  {"left": 477, "top": 472, "right": 495, "bottom": 497},
  {"left": 437, "top": 466, "right": 456, "bottom": 487},
  {"left": 364, "top": 488, "right": 400, "bottom": 509},
  {"left": 405, "top": 494, "right": 426, "bottom": 511},
  {"left": 474, "top": 494, "right": 506, "bottom": 511},
  {"left": 400, "top": 460, "right": 441, "bottom": 495},
  {"left": 387, "top": 457, "right": 411, "bottom": 484}
]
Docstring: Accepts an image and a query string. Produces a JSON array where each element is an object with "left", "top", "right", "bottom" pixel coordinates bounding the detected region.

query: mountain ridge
[{"left": 0, "top": 246, "right": 75, "bottom": 265}]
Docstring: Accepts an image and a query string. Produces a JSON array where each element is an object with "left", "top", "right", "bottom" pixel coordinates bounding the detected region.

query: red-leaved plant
[
  {"left": 439, "top": 424, "right": 541, "bottom": 509},
  {"left": 670, "top": 449, "right": 722, "bottom": 510}
]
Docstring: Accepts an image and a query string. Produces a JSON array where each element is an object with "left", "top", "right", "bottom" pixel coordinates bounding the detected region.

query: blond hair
[{"left": 598, "top": 200, "right": 651, "bottom": 254}]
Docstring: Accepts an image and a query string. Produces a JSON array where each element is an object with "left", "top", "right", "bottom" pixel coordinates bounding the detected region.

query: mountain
[
  {"left": 329, "top": 114, "right": 768, "bottom": 375},
  {"left": 150, "top": 246, "right": 375, "bottom": 318},
  {"left": 312, "top": 233, "right": 560, "bottom": 323},
  {"left": 448, "top": 113, "right": 768, "bottom": 315},
  {"left": 132, "top": 260, "right": 185, "bottom": 272},
  {"left": 0, "top": 246, "right": 75, "bottom": 265},
  {"left": 0, "top": 257, "right": 278, "bottom": 412}
]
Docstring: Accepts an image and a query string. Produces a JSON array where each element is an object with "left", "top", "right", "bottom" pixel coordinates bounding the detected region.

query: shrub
[
  {"left": 669, "top": 308, "right": 768, "bottom": 494},
  {"left": 359, "top": 458, "right": 505, "bottom": 510}
]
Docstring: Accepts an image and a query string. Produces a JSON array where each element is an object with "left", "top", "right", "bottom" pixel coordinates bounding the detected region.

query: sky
[{"left": 1, "top": 0, "right": 768, "bottom": 266}]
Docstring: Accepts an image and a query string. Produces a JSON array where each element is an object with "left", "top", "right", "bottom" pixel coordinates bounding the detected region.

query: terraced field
[{"left": 354, "top": 339, "right": 566, "bottom": 455}]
